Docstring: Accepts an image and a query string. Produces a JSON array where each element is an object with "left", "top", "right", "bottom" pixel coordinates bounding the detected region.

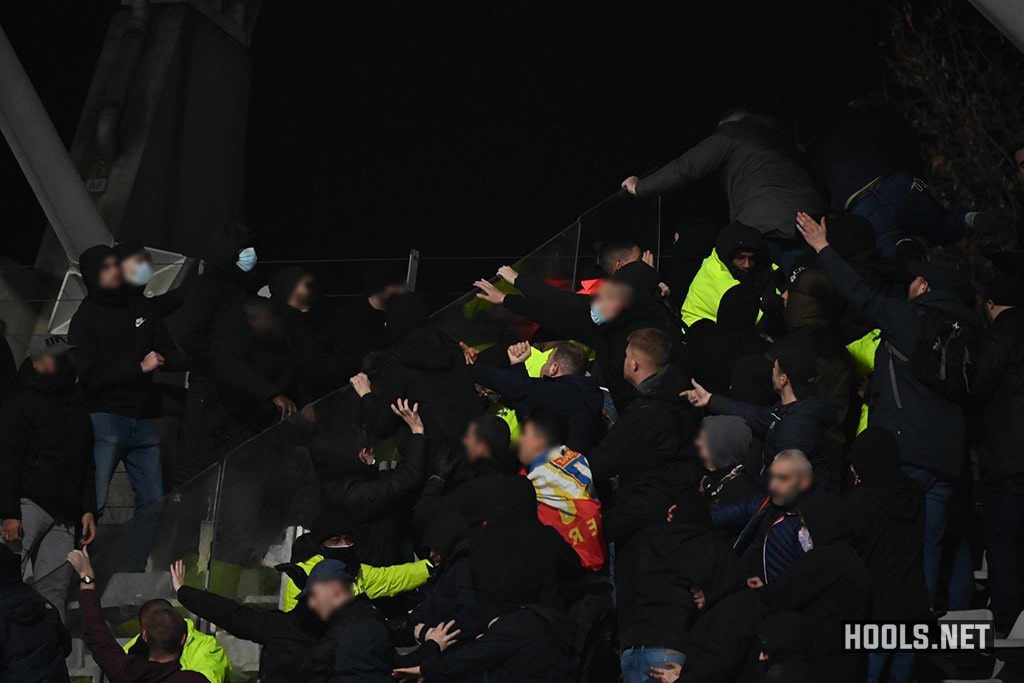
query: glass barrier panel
[{"left": 34, "top": 463, "right": 222, "bottom": 637}]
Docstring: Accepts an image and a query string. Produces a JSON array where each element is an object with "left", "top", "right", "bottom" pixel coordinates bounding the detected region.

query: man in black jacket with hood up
[
  {"left": 845, "top": 426, "right": 929, "bottom": 683},
  {"left": 69, "top": 244, "right": 188, "bottom": 570},
  {"left": 174, "top": 221, "right": 257, "bottom": 486},
  {"left": 351, "top": 293, "right": 481, "bottom": 447},
  {"left": 0, "top": 336, "right": 95, "bottom": 620}
]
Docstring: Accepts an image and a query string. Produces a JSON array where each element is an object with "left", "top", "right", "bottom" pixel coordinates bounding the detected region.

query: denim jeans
[
  {"left": 91, "top": 413, "right": 164, "bottom": 571},
  {"left": 981, "top": 474, "right": 1024, "bottom": 633},
  {"left": 620, "top": 646, "right": 685, "bottom": 683},
  {"left": 901, "top": 465, "right": 954, "bottom": 606},
  {"left": 850, "top": 171, "right": 968, "bottom": 257},
  {"left": 866, "top": 651, "right": 917, "bottom": 683}
]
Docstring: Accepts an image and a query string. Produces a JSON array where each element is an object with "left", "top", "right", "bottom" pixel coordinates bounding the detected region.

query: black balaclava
[
  {"left": 79, "top": 244, "right": 126, "bottom": 306},
  {"left": 201, "top": 221, "right": 253, "bottom": 274},
  {"left": 715, "top": 222, "right": 767, "bottom": 281}
]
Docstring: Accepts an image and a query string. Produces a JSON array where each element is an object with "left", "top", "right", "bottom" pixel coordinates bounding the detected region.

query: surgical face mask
[
  {"left": 589, "top": 301, "right": 607, "bottom": 325},
  {"left": 126, "top": 260, "right": 152, "bottom": 287},
  {"left": 236, "top": 247, "right": 257, "bottom": 272}
]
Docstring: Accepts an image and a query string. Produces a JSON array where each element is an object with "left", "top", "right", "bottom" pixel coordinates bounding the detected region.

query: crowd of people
[{"left": 2, "top": 104, "right": 1024, "bottom": 683}]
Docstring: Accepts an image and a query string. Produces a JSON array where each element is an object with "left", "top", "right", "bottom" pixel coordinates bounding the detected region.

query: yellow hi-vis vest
[
  {"left": 681, "top": 249, "right": 777, "bottom": 328},
  {"left": 281, "top": 555, "right": 431, "bottom": 612},
  {"left": 123, "top": 617, "right": 232, "bottom": 683}
]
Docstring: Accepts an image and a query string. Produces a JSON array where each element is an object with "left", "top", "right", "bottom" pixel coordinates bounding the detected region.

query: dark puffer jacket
[
  {"left": 712, "top": 494, "right": 805, "bottom": 584},
  {"left": 0, "top": 578, "right": 71, "bottom": 683},
  {"left": 635, "top": 114, "right": 823, "bottom": 238},
  {"left": 0, "top": 362, "right": 95, "bottom": 525},
  {"left": 971, "top": 306, "right": 1024, "bottom": 484}
]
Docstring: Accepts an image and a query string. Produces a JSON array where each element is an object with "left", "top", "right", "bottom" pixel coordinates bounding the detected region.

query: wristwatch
[{"left": 80, "top": 575, "right": 95, "bottom": 585}]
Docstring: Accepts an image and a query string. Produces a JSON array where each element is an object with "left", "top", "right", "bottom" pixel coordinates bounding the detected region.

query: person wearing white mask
[{"left": 114, "top": 240, "right": 189, "bottom": 317}]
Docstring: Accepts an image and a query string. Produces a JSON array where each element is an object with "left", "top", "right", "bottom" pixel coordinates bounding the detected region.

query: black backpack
[{"left": 884, "top": 307, "right": 976, "bottom": 403}]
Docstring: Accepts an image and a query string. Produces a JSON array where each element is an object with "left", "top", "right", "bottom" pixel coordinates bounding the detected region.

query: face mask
[
  {"left": 126, "top": 261, "right": 153, "bottom": 287},
  {"left": 589, "top": 301, "right": 607, "bottom": 325},
  {"left": 236, "top": 247, "right": 257, "bottom": 272}
]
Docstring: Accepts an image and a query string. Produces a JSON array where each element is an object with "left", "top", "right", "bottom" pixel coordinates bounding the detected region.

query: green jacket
[
  {"left": 123, "top": 617, "right": 231, "bottom": 683},
  {"left": 282, "top": 555, "right": 431, "bottom": 612}
]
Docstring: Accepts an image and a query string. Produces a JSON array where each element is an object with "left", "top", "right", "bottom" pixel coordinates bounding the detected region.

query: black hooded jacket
[
  {"left": 174, "top": 222, "right": 255, "bottom": 372},
  {"left": 69, "top": 245, "right": 188, "bottom": 417},
  {"left": 971, "top": 306, "right": 1024, "bottom": 484},
  {"left": 359, "top": 307, "right": 482, "bottom": 444},
  {"left": 0, "top": 361, "right": 96, "bottom": 524},
  {"left": 0, "top": 578, "right": 72, "bottom": 683},
  {"left": 681, "top": 283, "right": 768, "bottom": 395},
  {"left": 844, "top": 427, "right": 930, "bottom": 621},
  {"left": 618, "top": 494, "right": 742, "bottom": 653},
  {"left": 759, "top": 494, "right": 868, "bottom": 683},
  {"left": 680, "top": 588, "right": 765, "bottom": 683},
  {"left": 313, "top": 428, "right": 428, "bottom": 567}
]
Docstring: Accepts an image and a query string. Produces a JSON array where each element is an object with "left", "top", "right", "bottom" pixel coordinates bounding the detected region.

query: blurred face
[
  {"left": 768, "top": 458, "right": 811, "bottom": 507},
  {"left": 593, "top": 282, "right": 630, "bottom": 322},
  {"left": 248, "top": 306, "right": 283, "bottom": 340},
  {"left": 1015, "top": 146, "right": 1024, "bottom": 183},
  {"left": 462, "top": 423, "right": 491, "bottom": 463},
  {"left": 731, "top": 250, "right": 756, "bottom": 272},
  {"left": 907, "top": 276, "right": 929, "bottom": 301},
  {"left": 292, "top": 275, "right": 315, "bottom": 308},
  {"left": 695, "top": 428, "right": 714, "bottom": 471},
  {"left": 97, "top": 255, "right": 123, "bottom": 289},
  {"left": 307, "top": 580, "right": 350, "bottom": 621},
  {"left": 517, "top": 422, "right": 550, "bottom": 466},
  {"left": 121, "top": 252, "right": 149, "bottom": 281}
]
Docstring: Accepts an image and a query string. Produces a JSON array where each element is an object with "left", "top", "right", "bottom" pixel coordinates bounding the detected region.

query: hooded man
[
  {"left": 0, "top": 539, "right": 71, "bottom": 682},
  {"left": 798, "top": 212, "right": 974, "bottom": 602},
  {"left": 329, "top": 263, "right": 408, "bottom": 372},
  {"left": 69, "top": 244, "right": 189, "bottom": 570},
  {"left": 845, "top": 427, "right": 929, "bottom": 683},
  {"left": 617, "top": 491, "right": 742, "bottom": 683},
  {"left": 175, "top": 221, "right": 258, "bottom": 486},
  {"left": 0, "top": 336, "right": 95, "bottom": 619},
  {"left": 310, "top": 403, "right": 428, "bottom": 567},
  {"left": 680, "top": 222, "right": 779, "bottom": 328},
  {"left": 113, "top": 240, "right": 188, "bottom": 317},
  {"left": 351, "top": 293, "right": 482, "bottom": 446},
  {"left": 680, "top": 283, "right": 768, "bottom": 395},
  {"left": 695, "top": 415, "right": 760, "bottom": 510},
  {"left": 270, "top": 266, "right": 357, "bottom": 400}
]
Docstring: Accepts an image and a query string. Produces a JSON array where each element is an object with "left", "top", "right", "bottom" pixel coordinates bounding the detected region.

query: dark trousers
[{"left": 981, "top": 474, "right": 1024, "bottom": 633}]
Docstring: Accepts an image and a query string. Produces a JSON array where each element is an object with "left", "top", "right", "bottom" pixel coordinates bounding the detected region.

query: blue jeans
[
  {"left": 91, "top": 413, "right": 164, "bottom": 571},
  {"left": 981, "top": 474, "right": 1024, "bottom": 633},
  {"left": 850, "top": 171, "right": 968, "bottom": 257},
  {"left": 866, "top": 651, "right": 917, "bottom": 683},
  {"left": 902, "top": 465, "right": 954, "bottom": 606},
  {"left": 620, "top": 647, "right": 685, "bottom": 683}
]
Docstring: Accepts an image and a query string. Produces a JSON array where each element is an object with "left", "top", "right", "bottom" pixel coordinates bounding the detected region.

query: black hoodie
[
  {"left": 359, "top": 295, "right": 482, "bottom": 444},
  {"left": 174, "top": 221, "right": 255, "bottom": 372},
  {"left": 69, "top": 245, "right": 188, "bottom": 417},
  {"left": 844, "top": 426, "right": 930, "bottom": 621},
  {"left": 0, "top": 360, "right": 95, "bottom": 524},
  {"left": 682, "top": 283, "right": 768, "bottom": 395}
]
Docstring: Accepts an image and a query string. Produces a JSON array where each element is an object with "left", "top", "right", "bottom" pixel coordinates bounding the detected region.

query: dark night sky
[{"left": 1, "top": 1, "right": 886, "bottom": 295}]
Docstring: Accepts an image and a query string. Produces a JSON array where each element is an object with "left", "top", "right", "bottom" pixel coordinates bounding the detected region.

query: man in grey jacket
[{"left": 622, "top": 110, "right": 823, "bottom": 269}]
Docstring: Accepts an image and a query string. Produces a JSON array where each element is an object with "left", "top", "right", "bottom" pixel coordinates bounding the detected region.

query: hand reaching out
[
  {"left": 496, "top": 266, "right": 519, "bottom": 285},
  {"left": 66, "top": 547, "right": 95, "bottom": 583},
  {"left": 621, "top": 176, "right": 639, "bottom": 196},
  {"left": 272, "top": 395, "right": 297, "bottom": 421},
  {"left": 642, "top": 250, "right": 655, "bottom": 267},
  {"left": 424, "top": 620, "right": 461, "bottom": 652},
  {"left": 390, "top": 398, "right": 424, "bottom": 435},
  {"left": 474, "top": 279, "right": 506, "bottom": 305},
  {"left": 350, "top": 372, "right": 372, "bottom": 398},
  {"left": 170, "top": 559, "right": 187, "bottom": 592},
  {"left": 460, "top": 341, "right": 479, "bottom": 365},
  {"left": 507, "top": 341, "right": 532, "bottom": 365},
  {"left": 650, "top": 661, "right": 681, "bottom": 683},
  {"left": 795, "top": 212, "right": 829, "bottom": 253},
  {"left": 681, "top": 379, "right": 711, "bottom": 408}
]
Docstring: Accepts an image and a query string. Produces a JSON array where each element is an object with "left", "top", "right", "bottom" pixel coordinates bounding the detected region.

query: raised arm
[{"left": 633, "top": 130, "right": 734, "bottom": 197}]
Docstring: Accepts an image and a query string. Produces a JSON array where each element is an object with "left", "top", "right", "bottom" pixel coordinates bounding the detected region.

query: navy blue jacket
[
  {"left": 712, "top": 495, "right": 804, "bottom": 583},
  {"left": 0, "top": 581, "right": 71, "bottom": 683},
  {"left": 469, "top": 364, "right": 604, "bottom": 453},
  {"left": 817, "top": 247, "right": 970, "bottom": 478}
]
